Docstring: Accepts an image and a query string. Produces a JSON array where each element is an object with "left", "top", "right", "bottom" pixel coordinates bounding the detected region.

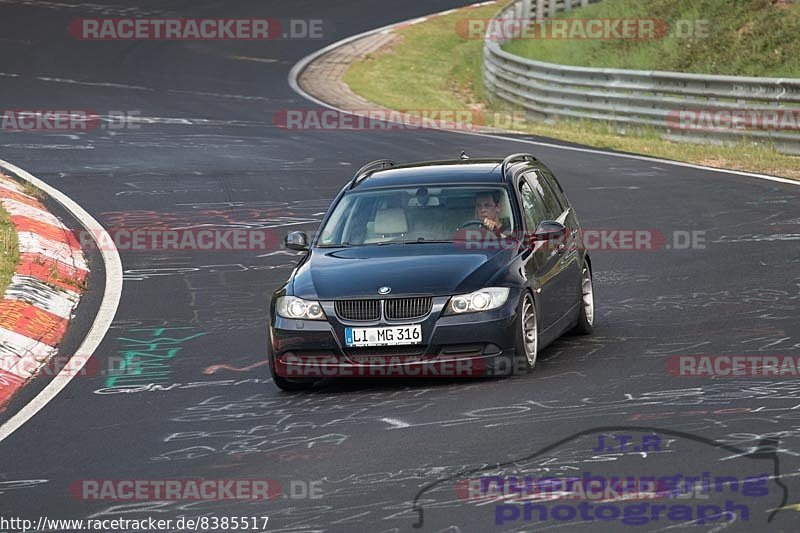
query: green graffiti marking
[{"left": 105, "top": 327, "right": 207, "bottom": 387}]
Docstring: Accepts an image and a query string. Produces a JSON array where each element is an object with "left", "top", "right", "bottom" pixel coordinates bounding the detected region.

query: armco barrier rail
[{"left": 483, "top": 0, "right": 800, "bottom": 154}]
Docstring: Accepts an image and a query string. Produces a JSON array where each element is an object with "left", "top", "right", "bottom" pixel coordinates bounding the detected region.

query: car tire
[
  {"left": 268, "top": 346, "right": 316, "bottom": 391},
  {"left": 572, "top": 259, "right": 594, "bottom": 335},
  {"left": 512, "top": 292, "right": 538, "bottom": 375}
]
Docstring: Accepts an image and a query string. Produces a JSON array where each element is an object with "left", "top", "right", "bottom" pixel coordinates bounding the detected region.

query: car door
[
  {"left": 537, "top": 167, "right": 583, "bottom": 312},
  {"left": 522, "top": 171, "right": 580, "bottom": 324},
  {"left": 516, "top": 176, "right": 562, "bottom": 331}
]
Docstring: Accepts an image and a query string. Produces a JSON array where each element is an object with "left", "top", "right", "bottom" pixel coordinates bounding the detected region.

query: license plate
[{"left": 344, "top": 325, "right": 422, "bottom": 347}]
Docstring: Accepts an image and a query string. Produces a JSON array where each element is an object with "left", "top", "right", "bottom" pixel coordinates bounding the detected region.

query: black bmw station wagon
[{"left": 268, "top": 154, "right": 594, "bottom": 390}]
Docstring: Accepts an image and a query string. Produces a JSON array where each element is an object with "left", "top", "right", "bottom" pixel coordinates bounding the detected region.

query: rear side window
[
  {"left": 518, "top": 181, "right": 545, "bottom": 230},
  {"left": 524, "top": 172, "right": 562, "bottom": 220},
  {"left": 539, "top": 168, "right": 569, "bottom": 212}
]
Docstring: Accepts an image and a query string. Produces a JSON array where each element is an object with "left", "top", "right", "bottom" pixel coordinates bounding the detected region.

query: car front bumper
[{"left": 270, "top": 289, "right": 522, "bottom": 378}]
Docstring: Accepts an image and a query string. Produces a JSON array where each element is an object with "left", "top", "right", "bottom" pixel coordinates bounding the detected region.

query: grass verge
[
  {"left": 0, "top": 202, "right": 19, "bottom": 296},
  {"left": 344, "top": 1, "right": 800, "bottom": 180},
  {"left": 503, "top": 0, "right": 800, "bottom": 77}
]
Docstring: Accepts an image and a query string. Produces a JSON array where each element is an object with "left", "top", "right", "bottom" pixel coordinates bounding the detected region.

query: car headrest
[
  {"left": 500, "top": 200, "right": 512, "bottom": 222},
  {"left": 408, "top": 197, "right": 440, "bottom": 207},
  {"left": 374, "top": 208, "right": 408, "bottom": 234}
]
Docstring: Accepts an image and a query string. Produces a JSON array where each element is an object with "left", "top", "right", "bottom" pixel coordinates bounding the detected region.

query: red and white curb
[{"left": 0, "top": 172, "right": 88, "bottom": 409}]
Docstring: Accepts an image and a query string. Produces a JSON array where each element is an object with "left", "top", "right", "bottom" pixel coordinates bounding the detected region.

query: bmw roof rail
[
  {"left": 500, "top": 153, "right": 538, "bottom": 180},
  {"left": 348, "top": 159, "right": 396, "bottom": 189}
]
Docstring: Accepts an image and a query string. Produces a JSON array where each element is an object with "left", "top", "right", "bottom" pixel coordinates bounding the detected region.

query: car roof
[{"left": 353, "top": 159, "right": 522, "bottom": 190}]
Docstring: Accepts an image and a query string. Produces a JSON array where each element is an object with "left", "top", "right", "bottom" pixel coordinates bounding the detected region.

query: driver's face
[{"left": 475, "top": 195, "right": 500, "bottom": 222}]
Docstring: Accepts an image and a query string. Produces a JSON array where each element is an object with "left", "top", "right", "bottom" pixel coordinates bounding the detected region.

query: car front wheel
[
  {"left": 572, "top": 259, "right": 594, "bottom": 335},
  {"left": 512, "top": 292, "right": 538, "bottom": 375}
]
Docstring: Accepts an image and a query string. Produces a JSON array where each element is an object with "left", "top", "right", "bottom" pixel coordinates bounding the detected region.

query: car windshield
[{"left": 318, "top": 186, "right": 515, "bottom": 246}]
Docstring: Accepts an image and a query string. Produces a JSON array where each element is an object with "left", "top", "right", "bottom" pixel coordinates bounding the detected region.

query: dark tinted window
[
  {"left": 518, "top": 181, "right": 545, "bottom": 230},
  {"left": 539, "top": 168, "right": 569, "bottom": 211},
  {"left": 525, "top": 172, "right": 562, "bottom": 220}
]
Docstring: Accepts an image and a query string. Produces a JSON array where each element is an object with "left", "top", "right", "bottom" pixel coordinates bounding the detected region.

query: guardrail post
[
  {"left": 535, "top": 0, "right": 545, "bottom": 20},
  {"left": 521, "top": 0, "right": 532, "bottom": 20}
]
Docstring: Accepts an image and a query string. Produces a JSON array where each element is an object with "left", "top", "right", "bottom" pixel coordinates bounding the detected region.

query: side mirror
[
  {"left": 534, "top": 220, "right": 566, "bottom": 239},
  {"left": 533, "top": 220, "right": 567, "bottom": 245},
  {"left": 284, "top": 231, "right": 309, "bottom": 251}
]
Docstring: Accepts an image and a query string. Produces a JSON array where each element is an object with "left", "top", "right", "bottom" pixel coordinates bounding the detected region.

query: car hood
[{"left": 291, "top": 244, "right": 515, "bottom": 299}]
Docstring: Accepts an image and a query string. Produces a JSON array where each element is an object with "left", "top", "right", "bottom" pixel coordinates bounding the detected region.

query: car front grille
[
  {"left": 334, "top": 297, "right": 432, "bottom": 322},
  {"left": 385, "top": 297, "right": 432, "bottom": 320},
  {"left": 335, "top": 299, "right": 380, "bottom": 321}
]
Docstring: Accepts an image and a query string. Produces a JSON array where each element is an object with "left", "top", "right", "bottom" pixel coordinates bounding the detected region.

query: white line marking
[
  {"left": 381, "top": 417, "right": 410, "bottom": 428},
  {"left": 287, "top": 12, "right": 799, "bottom": 188},
  {"left": 0, "top": 158, "right": 122, "bottom": 444},
  {"left": 586, "top": 186, "right": 640, "bottom": 190}
]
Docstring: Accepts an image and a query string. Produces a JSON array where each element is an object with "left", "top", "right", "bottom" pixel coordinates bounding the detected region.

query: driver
[{"left": 474, "top": 191, "right": 507, "bottom": 236}]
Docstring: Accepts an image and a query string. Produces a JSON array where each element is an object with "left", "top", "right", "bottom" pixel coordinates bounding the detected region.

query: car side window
[
  {"left": 539, "top": 168, "right": 569, "bottom": 214},
  {"left": 524, "top": 171, "right": 562, "bottom": 220},
  {"left": 518, "top": 180, "right": 545, "bottom": 230}
]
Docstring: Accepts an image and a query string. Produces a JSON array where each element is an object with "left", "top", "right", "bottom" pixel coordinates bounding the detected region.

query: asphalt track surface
[{"left": 0, "top": 1, "right": 799, "bottom": 532}]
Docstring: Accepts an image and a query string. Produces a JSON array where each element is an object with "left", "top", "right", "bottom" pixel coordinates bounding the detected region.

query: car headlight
[
  {"left": 276, "top": 296, "right": 326, "bottom": 320},
  {"left": 446, "top": 288, "right": 510, "bottom": 314}
]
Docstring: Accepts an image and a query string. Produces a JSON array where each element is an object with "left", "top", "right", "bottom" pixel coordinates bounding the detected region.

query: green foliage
[{"left": 503, "top": 0, "right": 800, "bottom": 76}]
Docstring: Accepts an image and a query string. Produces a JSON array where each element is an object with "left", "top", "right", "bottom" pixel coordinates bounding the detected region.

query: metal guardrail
[{"left": 483, "top": 0, "right": 800, "bottom": 154}]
